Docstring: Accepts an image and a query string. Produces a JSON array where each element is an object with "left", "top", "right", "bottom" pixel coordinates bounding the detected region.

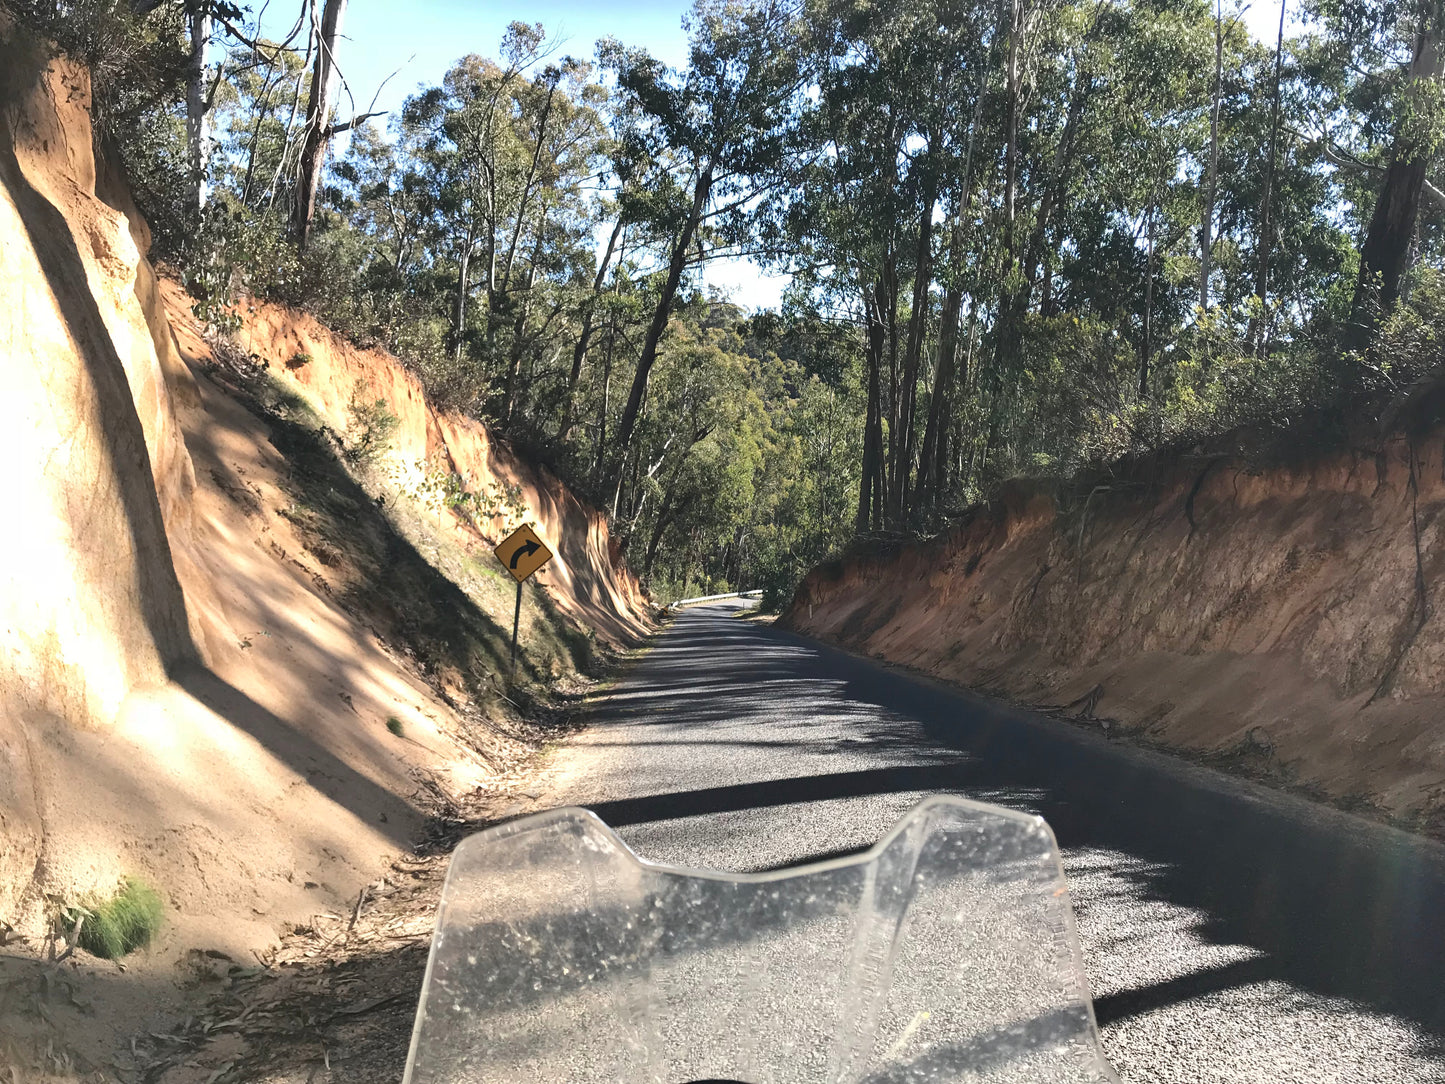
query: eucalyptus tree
[
  {"left": 599, "top": 0, "right": 813, "bottom": 491},
  {"left": 291, "top": 0, "right": 349, "bottom": 246},
  {"left": 399, "top": 31, "right": 608, "bottom": 418},
  {"left": 401, "top": 30, "right": 548, "bottom": 367},
  {"left": 211, "top": 35, "right": 312, "bottom": 208},
  {"left": 1297, "top": 0, "right": 1445, "bottom": 332},
  {"left": 794, "top": 0, "right": 1002, "bottom": 528},
  {"left": 329, "top": 125, "right": 439, "bottom": 342},
  {"left": 625, "top": 319, "right": 760, "bottom": 574},
  {"left": 1349, "top": 0, "right": 1445, "bottom": 324}
]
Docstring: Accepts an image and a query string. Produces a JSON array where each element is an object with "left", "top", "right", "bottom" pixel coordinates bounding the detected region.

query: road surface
[{"left": 549, "top": 600, "right": 1445, "bottom": 1083}]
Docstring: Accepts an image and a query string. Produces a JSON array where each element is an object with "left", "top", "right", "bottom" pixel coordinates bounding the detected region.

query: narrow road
[{"left": 551, "top": 600, "right": 1445, "bottom": 1083}]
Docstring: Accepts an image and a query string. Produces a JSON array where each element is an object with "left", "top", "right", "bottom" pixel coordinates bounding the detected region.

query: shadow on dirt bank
[{"left": 203, "top": 352, "right": 612, "bottom": 717}]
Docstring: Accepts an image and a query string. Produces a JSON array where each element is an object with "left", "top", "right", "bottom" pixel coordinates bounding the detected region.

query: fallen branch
[
  {"left": 51, "top": 913, "right": 84, "bottom": 966},
  {"left": 1061, "top": 683, "right": 1104, "bottom": 720},
  {"left": 347, "top": 886, "right": 367, "bottom": 933}
]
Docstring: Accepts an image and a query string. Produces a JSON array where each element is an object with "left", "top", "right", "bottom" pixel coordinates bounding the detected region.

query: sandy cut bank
[
  {"left": 783, "top": 440, "right": 1445, "bottom": 832},
  {"left": 0, "top": 21, "right": 647, "bottom": 1075}
]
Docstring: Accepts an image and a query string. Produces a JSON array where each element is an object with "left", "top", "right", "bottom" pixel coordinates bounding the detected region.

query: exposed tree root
[{"left": 1368, "top": 440, "right": 1429, "bottom": 705}]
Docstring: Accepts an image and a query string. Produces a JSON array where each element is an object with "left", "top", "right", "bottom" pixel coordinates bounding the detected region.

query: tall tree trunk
[
  {"left": 557, "top": 310, "right": 596, "bottom": 441},
  {"left": 500, "top": 76, "right": 559, "bottom": 294},
  {"left": 610, "top": 161, "right": 713, "bottom": 477},
  {"left": 558, "top": 220, "right": 623, "bottom": 442},
  {"left": 502, "top": 209, "right": 547, "bottom": 420},
  {"left": 185, "top": 1, "right": 214, "bottom": 212},
  {"left": 1003, "top": 0, "right": 1022, "bottom": 258},
  {"left": 991, "top": 0, "right": 1029, "bottom": 382},
  {"left": 857, "top": 278, "right": 888, "bottom": 532},
  {"left": 239, "top": 57, "right": 283, "bottom": 206},
  {"left": 914, "top": 222, "right": 965, "bottom": 513},
  {"left": 945, "top": 298, "right": 980, "bottom": 497},
  {"left": 1252, "top": 0, "right": 1286, "bottom": 352},
  {"left": 892, "top": 168, "right": 938, "bottom": 524},
  {"left": 1200, "top": 0, "right": 1224, "bottom": 312},
  {"left": 644, "top": 490, "right": 694, "bottom": 577},
  {"left": 622, "top": 440, "right": 645, "bottom": 525},
  {"left": 292, "top": 0, "right": 348, "bottom": 249},
  {"left": 265, "top": 32, "right": 313, "bottom": 208},
  {"left": 1021, "top": 25, "right": 1097, "bottom": 300},
  {"left": 997, "top": 66, "right": 1088, "bottom": 376},
  {"left": 879, "top": 248, "right": 901, "bottom": 522},
  {"left": 1140, "top": 206, "right": 1156, "bottom": 397},
  {"left": 1353, "top": 18, "right": 1445, "bottom": 330},
  {"left": 452, "top": 241, "right": 472, "bottom": 363},
  {"left": 591, "top": 324, "right": 616, "bottom": 485}
]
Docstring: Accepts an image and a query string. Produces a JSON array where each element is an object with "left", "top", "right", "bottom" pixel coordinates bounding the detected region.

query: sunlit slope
[
  {"left": 163, "top": 278, "right": 648, "bottom": 648},
  {"left": 0, "top": 24, "right": 646, "bottom": 1055}
]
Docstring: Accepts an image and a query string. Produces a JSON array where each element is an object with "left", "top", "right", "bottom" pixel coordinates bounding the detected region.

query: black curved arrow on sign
[{"left": 510, "top": 539, "right": 541, "bottom": 569}]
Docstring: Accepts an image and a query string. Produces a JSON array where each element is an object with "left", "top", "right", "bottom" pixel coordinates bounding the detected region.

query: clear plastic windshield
[{"left": 403, "top": 795, "right": 1118, "bottom": 1084}]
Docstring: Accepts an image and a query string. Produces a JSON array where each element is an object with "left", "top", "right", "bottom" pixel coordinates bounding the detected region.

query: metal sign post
[
  {"left": 510, "top": 579, "right": 523, "bottom": 678},
  {"left": 493, "top": 523, "right": 554, "bottom": 681}
]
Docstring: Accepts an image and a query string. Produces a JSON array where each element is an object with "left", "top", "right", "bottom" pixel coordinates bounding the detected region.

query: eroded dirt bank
[
  {"left": 0, "top": 24, "right": 646, "bottom": 1077},
  {"left": 783, "top": 440, "right": 1445, "bottom": 829},
  {"left": 182, "top": 279, "right": 648, "bottom": 647}
]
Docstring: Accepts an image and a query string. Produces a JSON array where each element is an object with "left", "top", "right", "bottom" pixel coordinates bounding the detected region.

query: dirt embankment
[
  {"left": 784, "top": 441, "right": 1445, "bottom": 829},
  {"left": 188, "top": 283, "right": 648, "bottom": 647},
  {"left": 0, "top": 24, "right": 645, "bottom": 1075}
]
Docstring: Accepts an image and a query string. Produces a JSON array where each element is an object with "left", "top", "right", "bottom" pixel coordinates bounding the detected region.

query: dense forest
[{"left": 18, "top": 0, "right": 1445, "bottom": 602}]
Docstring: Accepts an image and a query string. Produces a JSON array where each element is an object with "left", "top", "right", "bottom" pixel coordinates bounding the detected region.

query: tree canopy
[{"left": 26, "top": 0, "right": 1445, "bottom": 601}]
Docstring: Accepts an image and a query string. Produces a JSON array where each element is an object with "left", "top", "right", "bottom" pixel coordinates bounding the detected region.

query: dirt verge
[{"left": 115, "top": 643, "right": 651, "bottom": 1084}]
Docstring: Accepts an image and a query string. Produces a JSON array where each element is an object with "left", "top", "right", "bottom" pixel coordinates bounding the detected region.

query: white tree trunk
[
  {"left": 1200, "top": 0, "right": 1222, "bottom": 312},
  {"left": 292, "top": 0, "right": 349, "bottom": 247},
  {"left": 186, "top": 3, "right": 214, "bottom": 211}
]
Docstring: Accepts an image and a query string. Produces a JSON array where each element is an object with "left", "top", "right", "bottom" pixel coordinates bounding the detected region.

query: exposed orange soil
[
  {"left": 785, "top": 446, "right": 1445, "bottom": 828},
  {"left": 0, "top": 25, "right": 647, "bottom": 1075}
]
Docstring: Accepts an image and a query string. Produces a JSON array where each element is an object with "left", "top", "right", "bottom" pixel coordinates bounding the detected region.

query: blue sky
[
  {"left": 259, "top": 0, "right": 789, "bottom": 305},
  {"left": 257, "top": 0, "right": 1290, "bottom": 311},
  {"left": 315, "top": 0, "right": 1292, "bottom": 119},
  {"left": 324, "top": 0, "right": 693, "bottom": 118}
]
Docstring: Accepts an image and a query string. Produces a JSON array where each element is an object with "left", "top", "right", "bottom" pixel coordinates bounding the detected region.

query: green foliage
[
  {"left": 63, "top": 878, "right": 164, "bottom": 960},
  {"left": 1369, "top": 269, "right": 1445, "bottom": 396},
  {"left": 8, "top": 2, "right": 194, "bottom": 250},
  {"left": 344, "top": 382, "right": 400, "bottom": 467},
  {"left": 406, "top": 463, "right": 528, "bottom": 530},
  {"left": 79, "top": 0, "right": 1445, "bottom": 604},
  {"left": 386, "top": 716, "right": 405, "bottom": 737},
  {"left": 182, "top": 198, "right": 298, "bottom": 331}
]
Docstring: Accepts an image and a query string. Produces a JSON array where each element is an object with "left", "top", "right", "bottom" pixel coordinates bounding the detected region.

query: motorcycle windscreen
[{"left": 402, "top": 795, "right": 1119, "bottom": 1084}]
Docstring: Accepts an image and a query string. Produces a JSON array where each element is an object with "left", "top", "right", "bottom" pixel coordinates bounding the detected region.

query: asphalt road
[{"left": 551, "top": 599, "right": 1445, "bottom": 1083}]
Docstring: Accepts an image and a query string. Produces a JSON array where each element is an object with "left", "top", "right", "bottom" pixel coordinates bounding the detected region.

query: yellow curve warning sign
[{"left": 495, "top": 523, "right": 553, "bottom": 583}]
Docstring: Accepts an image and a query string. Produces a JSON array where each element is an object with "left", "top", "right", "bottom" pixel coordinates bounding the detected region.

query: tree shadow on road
[{"left": 573, "top": 613, "right": 1445, "bottom": 1056}]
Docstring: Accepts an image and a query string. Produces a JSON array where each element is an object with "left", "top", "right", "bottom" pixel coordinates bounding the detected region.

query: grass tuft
[
  {"left": 385, "top": 716, "right": 405, "bottom": 737},
  {"left": 67, "top": 878, "right": 164, "bottom": 959}
]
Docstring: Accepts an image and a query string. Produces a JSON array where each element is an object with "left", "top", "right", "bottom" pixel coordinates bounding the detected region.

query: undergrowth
[
  {"left": 203, "top": 343, "right": 610, "bottom": 743},
  {"left": 344, "top": 380, "right": 400, "bottom": 467},
  {"left": 63, "top": 878, "right": 164, "bottom": 959}
]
